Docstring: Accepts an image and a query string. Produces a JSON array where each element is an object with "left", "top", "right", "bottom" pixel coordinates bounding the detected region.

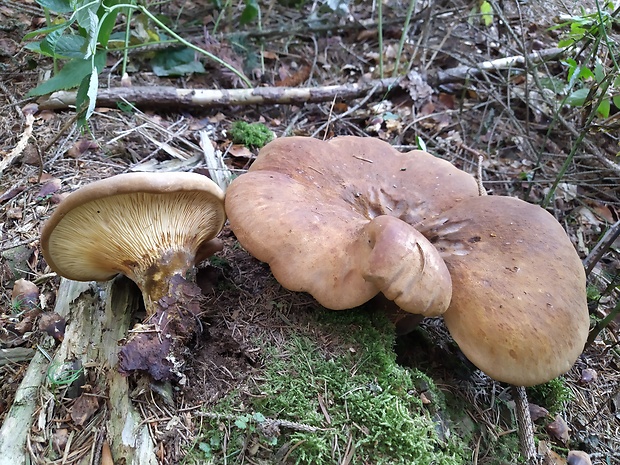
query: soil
[{"left": 1, "top": 0, "right": 619, "bottom": 464}]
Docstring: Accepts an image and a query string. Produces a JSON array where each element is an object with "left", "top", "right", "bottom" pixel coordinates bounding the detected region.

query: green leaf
[
  {"left": 97, "top": 0, "right": 121, "bottom": 48},
  {"left": 578, "top": 66, "right": 594, "bottom": 81},
  {"left": 480, "top": 1, "right": 493, "bottom": 26},
  {"left": 234, "top": 417, "right": 248, "bottom": 429},
  {"left": 557, "top": 38, "right": 575, "bottom": 48},
  {"left": 73, "top": 0, "right": 101, "bottom": 31},
  {"left": 612, "top": 94, "right": 620, "bottom": 109},
  {"left": 593, "top": 61, "right": 605, "bottom": 83},
  {"left": 198, "top": 442, "right": 212, "bottom": 458},
  {"left": 79, "top": 69, "right": 99, "bottom": 122},
  {"left": 597, "top": 98, "right": 611, "bottom": 118},
  {"left": 565, "top": 88, "right": 590, "bottom": 107},
  {"left": 252, "top": 412, "right": 266, "bottom": 423},
  {"left": 39, "top": 28, "right": 66, "bottom": 57},
  {"left": 54, "top": 35, "right": 89, "bottom": 59},
  {"left": 27, "top": 51, "right": 106, "bottom": 97},
  {"left": 240, "top": 0, "right": 259, "bottom": 25},
  {"left": 150, "top": 47, "right": 205, "bottom": 77},
  {"left": 36, "top": 0, "right": 73, "bottom": 13},
  {"left": 22, "top": 20, "right": 72, "bottom": 41}
]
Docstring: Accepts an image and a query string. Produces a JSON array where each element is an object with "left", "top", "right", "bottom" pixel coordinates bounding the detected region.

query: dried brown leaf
[
  {"left": 70, "top": 394, "right": 100, "bottom": 426},
  {"left": 546, "top": 414, "right": 570, "bottom": 444}
]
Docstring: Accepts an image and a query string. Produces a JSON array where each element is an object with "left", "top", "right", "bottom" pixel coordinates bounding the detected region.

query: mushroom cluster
[
  {"left": 41, "top": 172, "right": 226, "bottom": 380},
  {"left": 225, "top": 136, "right": 589, "bottom": 387}
]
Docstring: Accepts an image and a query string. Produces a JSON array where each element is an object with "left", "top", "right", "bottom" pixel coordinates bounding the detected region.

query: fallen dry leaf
[
  {"left": 52, "top": 428, "right": 69, "bottom": 454},
  {"left": 567, "top": 450, "right": 592, "bottom": 465},
  {"left": 539, "top": 440, "right": 567, "bottom": 465},
  {"left": 546, "top": 414, "right": 570, "bottom": 444},
  {"left": 529, "top": 403, "right": 550, "bottom": 422},
  {"left": 37, "top": 178, "right": 61, "bottom": 199},
  {"left": 70, "top": 393, "right": 100, "bottom": 426},
  {"left": 39, "top": 312, "right": 66, "bottom": 342},
  {"left": 66, "top": 139, "right": 98, "bottom": 158},
  {"left": 579, "top": 368, "right": 597, "bottom": 385},
  {"left": 11, "top": 278, "right": 39, "bottom": 310}
]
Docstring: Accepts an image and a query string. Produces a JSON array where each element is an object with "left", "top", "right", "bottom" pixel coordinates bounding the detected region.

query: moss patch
[{"left": 185, "top": 308, "right": 469, "bottom": 464}]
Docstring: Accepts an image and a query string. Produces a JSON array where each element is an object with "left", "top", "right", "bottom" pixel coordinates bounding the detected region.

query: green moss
[
  {"left": 527, "top": 377, "right": 573, "bottom": 415},
  {"left": 187, "top": 308, "right": 469, "bottom": 464},
  {"left": 230, "top": 121, "right": 274, "bottom": 148}
]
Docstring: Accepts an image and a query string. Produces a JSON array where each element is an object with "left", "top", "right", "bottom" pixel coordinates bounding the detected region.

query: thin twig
[{"left": 584, "top": 219, "right": 620, "bottom": 276}]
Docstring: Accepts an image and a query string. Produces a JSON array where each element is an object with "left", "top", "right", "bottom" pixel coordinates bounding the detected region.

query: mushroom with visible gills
[{"left": 40, "top": 172, "right": 226, "bottom": 380}]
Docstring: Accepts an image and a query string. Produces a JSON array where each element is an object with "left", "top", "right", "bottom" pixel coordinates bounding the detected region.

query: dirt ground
[{"left": 1, "top": 0, "right": 620, "bottom": 463}]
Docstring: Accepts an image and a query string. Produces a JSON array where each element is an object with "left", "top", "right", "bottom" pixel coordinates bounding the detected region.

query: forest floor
[{"left": 1, "top": 0, "right": 619, "bottom": 464}]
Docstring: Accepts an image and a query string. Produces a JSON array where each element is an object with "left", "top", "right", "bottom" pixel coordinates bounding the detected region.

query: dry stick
[
  {"left": 37, "top": 78, "right": 399, "bottom": 111},
  {"left": 0, "top": 348, "right": 36, "bottom": 367},
  {"left": 434, "top": 47, "right": 567, "bottom": 84},
  {"left": 195, "top": 411, "right": 320, "bottom": 433},
  {"left": 0, "top": 108, "right": 35, "bottom": 177},
  {"left": 583, "top": 219, "right": 620, "bottom": 277}
]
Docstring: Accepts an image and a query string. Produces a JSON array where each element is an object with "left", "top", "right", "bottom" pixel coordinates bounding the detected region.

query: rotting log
[
  {"left": 47, "top": 276, "right": 158, "bottom": 465},
  {"left": 0, "top": 279, "right": 91, "bottom": 465},
  {"left": 0, "top": 277, "right": 158, "bottom": 465}
]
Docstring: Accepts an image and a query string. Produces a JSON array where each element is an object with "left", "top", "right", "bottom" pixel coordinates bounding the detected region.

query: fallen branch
[
  {"left": 0, "top": 104, "right": 36, "bottom": 177},
  {"left": 434, "top": 47, "right": 566, "bottom": 84},
  {"left": 0, "top": 347, "right": 35, "bottom": 367},
  {"left": 36, "top": 78, "right": 400, "bottom": 111}
]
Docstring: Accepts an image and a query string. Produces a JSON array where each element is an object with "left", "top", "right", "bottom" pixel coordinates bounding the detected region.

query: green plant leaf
[
  {"left": 23, "top": 20, "right": 72, "bottom": 41},
  {"left": 234, "top": 417, "right": 248, "bottom": 429},
  {"left": 198, "top": 442, "right": 212, "bottom": 458},
  {"left": 593, "top": 61, "right": 605, "bottom": 84},
  {"left": 36, "top": 0, "right": 73, "bottom": 13},
  {"left": 240, "top": 0, "right": 259, "bottom": 25},
  {"left": 27, "top": 51, "right": 106, "bottom": 97},
  {"left": 480, "top": 1, "right": 493, "bottom": 26},
  {"left": 612, "top": 94, "right": 620, "bottom": 109},
  {"left": 252, "top": 412, "right": 266, "bottom": 423},
  {"left": 150, "top": 47, "right": 205, "bottom": 76},
  {"left": 565, "top": 88, "right": 590, "bottom": 106},
  {"left": 54, "top": 35, "right": 89, "bottom": 59},
  {"left": 39, "top": 27, "right": 67, "bottom": 58},
  {"left": 597, "top": 98, "right": 611, "bottom": 118},
  {"left": 97, "top": 0, "right": 121, "bottom": 47}
]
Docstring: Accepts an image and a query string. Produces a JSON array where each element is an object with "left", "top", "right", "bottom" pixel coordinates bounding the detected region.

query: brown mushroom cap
[
  {"left": 41, "top": 172, "right": 226, "bottom": 302},
  {"left": 417, "top": 195, "right": 589, "bottom": 386},
  {"left": 225, "top": 136, "right": 480, "bottom": 316}
]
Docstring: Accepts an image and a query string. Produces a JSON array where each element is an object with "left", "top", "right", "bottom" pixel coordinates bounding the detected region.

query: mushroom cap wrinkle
[
  {"left": 417, "top": 195, "right": 589, "bottom": 386},
  {"left": 226, "top": 136, "right": 480, "bottom": 316},
  {"left": 41, "top": 172, "right": 226, "bottom": 293}
]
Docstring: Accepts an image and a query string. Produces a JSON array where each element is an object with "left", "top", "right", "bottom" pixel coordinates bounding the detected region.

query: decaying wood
[
  {"left": 0, "top": 280, "right": 92, "bottom": 465},
  {"left": 0, "top": 278, "right": 158, "bottom": 465},
  {"left": 37, "top": 78, "right": 400, "bottom": 111},
  {"left": 49, "top": 276, "right": 158, "bottom": 465}
]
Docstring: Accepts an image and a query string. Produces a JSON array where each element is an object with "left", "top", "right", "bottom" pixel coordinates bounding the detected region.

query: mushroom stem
[
  {"left": 512, "top": 385, "right": 539, "bottom": 464},
  {"left": 118, "top": 273, "right": 205, "bottom": 381},
  {"left": 118, "top": 239, "right": 224, "bottom": 380}
]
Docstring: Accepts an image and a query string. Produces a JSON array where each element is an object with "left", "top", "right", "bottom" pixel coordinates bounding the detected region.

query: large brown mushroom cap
[
  {"left": 417, "top": 195, "right": 589, "bottom": 386},
  {"left": 41, "top": 172, "right": 226, "bottom": 301},
  {"left": 225, "top": 136, "right": 480, "bottom": 316}
]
